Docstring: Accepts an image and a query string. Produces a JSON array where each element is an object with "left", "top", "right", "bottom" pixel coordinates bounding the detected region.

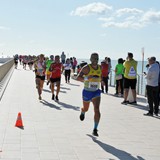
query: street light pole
[{"left": 141, "top": 47, "right": 144, "bottom": 95}]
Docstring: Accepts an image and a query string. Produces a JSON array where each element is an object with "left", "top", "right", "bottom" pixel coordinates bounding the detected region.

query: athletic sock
[
  {"left": 81, "top": 112, "right": 85, "bottom": 115},
  {"left": 94, "top": 122, "right": 99, "bottom": 130}
]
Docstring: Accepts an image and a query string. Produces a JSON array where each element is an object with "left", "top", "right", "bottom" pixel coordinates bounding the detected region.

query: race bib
[
  {"left": 38, "top": 69, "right": 43, "bottom": 76},
  {"left": 88, "top": 82, "right": 99, "bottom": 90}
]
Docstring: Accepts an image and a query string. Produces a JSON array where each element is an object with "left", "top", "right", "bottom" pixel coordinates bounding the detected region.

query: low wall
[
  {"left": 0, "top": 58, "right": 14, "bottom": 82},
  {"left": 0, "top": 58, "right": 13, "bottom": 63}
]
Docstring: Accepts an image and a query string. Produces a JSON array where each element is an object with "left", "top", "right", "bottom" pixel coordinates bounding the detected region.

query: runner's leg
[{"left": 92, "top": 96, "right": 101, "bottom": 136}]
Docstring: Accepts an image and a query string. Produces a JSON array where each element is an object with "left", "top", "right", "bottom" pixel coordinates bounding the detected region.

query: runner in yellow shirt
[{"left": 74, "top": 53, "right": 103, "bottom": 136}]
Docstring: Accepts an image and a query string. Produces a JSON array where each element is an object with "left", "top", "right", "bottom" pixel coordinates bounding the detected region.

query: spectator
[
  {"left": 72, "top": 57, "right": 78, "bottom": 73},
  {"left": 144, "top": 57, "right": 160, "bottom": 116},
  {"left": 61, "top": 51, "right": 66, "bottom": 64},
  {"left": 101, "top": 59, "right": 109, "bottom": 93},
  {"left": 121, "top": 52, "right": 137, "bottom": 105},
  {"left": 114, "top": 58, "right": 124, "bottom": 96}
]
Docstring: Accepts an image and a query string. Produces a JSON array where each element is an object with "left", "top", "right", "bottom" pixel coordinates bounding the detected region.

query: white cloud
[
  {"left": 71, "top": 3, "right": 160, "bottom": 29},
  {"left": 100, "top": 8, "right": 160, "bottom": 29},
  {"left": 102, "top": 21, "right": 144, "bottom": 29},
  {"left": 70, "top": 2, "right": 112, "bottom": 16},
  {"left": 116, "top": 8, "right": 143, "bottom": 17},
  {"left": 141, "top": 10, "right": 160, "bottom": 24},
  {"left": 98, "top": 17, "right": 114, "bottom": 22}
]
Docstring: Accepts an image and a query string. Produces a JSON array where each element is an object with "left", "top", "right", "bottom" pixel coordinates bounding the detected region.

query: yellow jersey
[
  {"left": 84, "top": 64, "right": 101, "bottom": 91},
  {"left": 123, "top": 59, "right": 137, "bottom": 79}
]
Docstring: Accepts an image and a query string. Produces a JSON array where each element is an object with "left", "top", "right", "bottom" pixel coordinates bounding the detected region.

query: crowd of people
[{"left": 13, "top": 51, "right": 160, "bottom": 136}]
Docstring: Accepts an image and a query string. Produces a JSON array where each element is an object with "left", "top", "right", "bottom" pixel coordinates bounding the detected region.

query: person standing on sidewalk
[
  {"left": 121, "top": 52, "right": 137, "bottom": 105},
  {"left": 144, "top": 57, "right": 160, "bottom": 116},
  {"left": 114, "top": 58, "right": 124, "bottom": 96},
  {"left": 74, "top": 53, "right": 102, "bottom": 136},
  {"left": 101, "top": 59, "right": 109, "bottom": 93}
]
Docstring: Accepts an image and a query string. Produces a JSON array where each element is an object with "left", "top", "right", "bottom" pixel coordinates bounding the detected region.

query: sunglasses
[{"left": 92, "top": 58, "right": 99, "bottom": 60}]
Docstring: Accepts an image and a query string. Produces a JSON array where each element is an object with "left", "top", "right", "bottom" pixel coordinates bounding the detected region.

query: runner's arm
[
  {"left": 73, "top": 65, "right": 89, "bottom": 82},
  {"left": 49, "top": 64, "right": 53, "bottom": 72}
]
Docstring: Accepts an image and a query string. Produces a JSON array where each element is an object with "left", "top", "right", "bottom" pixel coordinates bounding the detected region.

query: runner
[
  {"left": 74, "top": 53, "right": 103, "bottom": 136},
  {"left": 62, "top": 58, "right": 72, "bottom": 83},
  {"left": 49, "top": 55, "right": 62, "bottom": 101},
  {"left": 46, "top": 55, "right": 54, "bottom": 85},
  {"left": 34, "top": 54, "right": 46, "bottom": 100},
  {"left": 14, "top": 54, "right": 18, "bottom": 69}
]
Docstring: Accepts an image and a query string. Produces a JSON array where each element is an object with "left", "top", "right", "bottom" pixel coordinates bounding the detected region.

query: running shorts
[{"left": 82, "top": 89, "right": 101, "bottom": 102}]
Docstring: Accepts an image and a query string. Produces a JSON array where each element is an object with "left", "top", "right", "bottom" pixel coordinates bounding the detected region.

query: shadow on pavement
[
  {"left": 43, "top": 88, "right": 67, "bottom": 94},
  {"left": 43, "top": 89, "right": 51, "bottom": 93},
  {"left": 127, "top": 103, "right": 148, "bottom": 111},
  {"left": 40, "top": 100, "right": 61, "bottom": 110},
  {"left": 59, "top": 90, "right": 67, "bottom": 93},
  {"left": 67, "top": 83, "right": 80, "bottom": 87},
  {"left": 56, "top": 101, "right": 80, "bottom": 111},
  {"left": 16, "top": 126, "right": 24, "bottom": 130},
  {"left": 87, "top": 134, "right": 145, "bottom": 160},
  {"left": 60, "top": 86, "right": 71, "bottom": 90}
]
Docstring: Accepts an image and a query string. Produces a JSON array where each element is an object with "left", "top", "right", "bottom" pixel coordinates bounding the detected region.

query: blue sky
[{"left": 0, "top": 0, "right": 160, "bottom": 60}]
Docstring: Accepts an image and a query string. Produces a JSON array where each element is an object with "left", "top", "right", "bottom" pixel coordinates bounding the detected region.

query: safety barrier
[
  {"left": 0, "top": 58, "right": 14, "bottom": 82},
  {"left": 108, "top": 70, "right": 146, "bottom": 96}
]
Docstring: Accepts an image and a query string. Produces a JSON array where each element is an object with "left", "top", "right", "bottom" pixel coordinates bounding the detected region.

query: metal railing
[{"left": 108, "top": 70, "right": 146, "bottom": 96}]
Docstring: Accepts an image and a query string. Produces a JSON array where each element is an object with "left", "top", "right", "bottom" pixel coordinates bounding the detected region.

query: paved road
[{"left": 0, "top": 65, "right": 160, "bottom": 160}]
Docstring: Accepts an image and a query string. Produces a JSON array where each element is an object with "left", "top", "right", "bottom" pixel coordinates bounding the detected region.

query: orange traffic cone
[{"left": 15, "top": 112, "right": 24, "bottom": 129}]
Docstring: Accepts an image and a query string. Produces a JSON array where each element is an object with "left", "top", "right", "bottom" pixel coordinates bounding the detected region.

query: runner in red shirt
[{"left": 49, "top": 55, "right": 63, "bottom": 101}]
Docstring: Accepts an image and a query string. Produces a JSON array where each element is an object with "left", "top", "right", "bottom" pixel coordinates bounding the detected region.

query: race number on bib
[
  {"left": 38, "top": 69, "right": 43, "bottom": 76},
  {"left": 88, "top": 82, "right": 99, "bottom": 90}
]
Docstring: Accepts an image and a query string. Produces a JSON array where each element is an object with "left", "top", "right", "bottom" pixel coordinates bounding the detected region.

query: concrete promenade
[{"left": 0, "top": 65, "right": 160, "bottom": 160}]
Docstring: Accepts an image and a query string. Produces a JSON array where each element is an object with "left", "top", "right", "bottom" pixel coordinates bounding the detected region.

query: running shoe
[
  {"left": 47, "top": 81, "right": 50, "bottom": 85},
  {"left": 92, "top": 129, "right": 98, "bottom": 137},
  {"left": 52, "top": 94, "right": 55, "bottom": 100},
  {"left": 39, "top": 96, "right": 42, "bottom": 100},
  {"left": 79, "top": 113, "right": 85, "bottom": 121},
  {"left": 55, "top": 95, "right": 59, "bottom": 101}
]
